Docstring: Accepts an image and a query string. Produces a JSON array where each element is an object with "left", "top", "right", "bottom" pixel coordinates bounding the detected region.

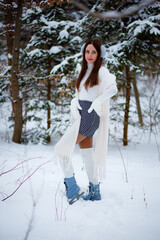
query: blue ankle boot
[
  {"left": 90, "top": 183, "right": 101, "bottom": 201},
  {"left": 64, "top": 176, "right": 80, "bottom": 200},
  {"left": 83, "top": 182, "right": 101, "bottom": 201},
  {"left": 83, "top": 182, "right": 94, "bottom": 200}
]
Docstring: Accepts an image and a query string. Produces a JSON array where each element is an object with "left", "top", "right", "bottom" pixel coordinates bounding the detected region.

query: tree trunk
[
  {"left": 4, "top": 0, "right": 14, "bottom": 110},
  {"left": 11, "top": 0, "right": 23, "bottom": 143},
  {"left": 132, "top": 77, "right": 143, "bottom": 126},
  {"left": 46, "top": 76, "right": 51, "bottom": 143},
  {"left": 4, "top": 0, "right": 14, "bottom": 68},
  {"left": 123, "top": 66, "right": 131, "bottom": 146}
]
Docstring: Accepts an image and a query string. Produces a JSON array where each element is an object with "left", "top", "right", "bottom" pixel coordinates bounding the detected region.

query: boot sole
[{"left": 69, "top": 191, "right": 85, "bottom": 205}]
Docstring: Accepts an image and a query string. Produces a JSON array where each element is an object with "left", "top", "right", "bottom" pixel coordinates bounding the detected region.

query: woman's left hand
[{"left": 88, "top": 98, "right": 102, "bottom": 116}]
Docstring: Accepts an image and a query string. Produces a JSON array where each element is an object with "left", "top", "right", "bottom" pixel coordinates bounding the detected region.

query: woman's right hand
[{"left": 88, "top": 98, "right": 102, "bottom": 116}]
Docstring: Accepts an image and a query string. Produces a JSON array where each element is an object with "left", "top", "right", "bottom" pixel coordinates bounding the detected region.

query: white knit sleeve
[
  {"left": 98, "top": 66, "right": 116, "bottom": 87},
  {"left": 97, "top": 84, "right": 118, "bottom": 102},
  {"left": 96, "top": 66, "right": 117, "bottom": 102}
]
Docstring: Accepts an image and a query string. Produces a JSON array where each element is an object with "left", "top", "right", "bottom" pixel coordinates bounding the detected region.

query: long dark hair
[{"left": 76, "top": 39, "right": 103, "bottom": 91}]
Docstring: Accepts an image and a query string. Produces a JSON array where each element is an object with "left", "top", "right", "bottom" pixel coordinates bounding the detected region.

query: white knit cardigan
[{"left": 54, "top": 66, "right": 116, "bottom": 180}]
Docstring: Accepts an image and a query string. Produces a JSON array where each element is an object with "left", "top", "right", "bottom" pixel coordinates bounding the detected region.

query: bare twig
[
  {"left": 143, "top": 187, "right": 148, "bottom": 209},
  {"left": 23, "top": 200, "right": 36, "bottom": 240},
  {"left": 54, "top": 180, "right": 69, "bottom": 221},
  {"left": 55, "top": 181, "right": 61, "bottom": 221},
  {"left": 71, "top": 0, "right": 157, "bottom": 20},
  {"left": 131, "top": 187, "right": 134, "bottom": 199},
  {"left": 64, "top": 204, "right": 70, "bottom": 221},
  {"left": 23, "top": 167, "right": 45, "bottom": 240},
  {"left": 110, "top": 134, "right": 128, "bottom": 183},
  {"left": 130, "top": 98, "right": 159, "bottom": 126},
  {"left": 0, "top": 157, "right": 42, "bottom": 177},
  {"left": 154, "top": 133, "right": 160, "bottom": 162},
  {"left": 2, "top": 158, "right": 53, "bottom": 201}
]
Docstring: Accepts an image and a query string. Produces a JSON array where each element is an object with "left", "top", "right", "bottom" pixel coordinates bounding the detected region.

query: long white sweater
[
  {"left": 78, "top": 63, "right": 117, "bottom": 102},
  {"left": 54, "top": 64, "right": 117, "bottom": 180}
]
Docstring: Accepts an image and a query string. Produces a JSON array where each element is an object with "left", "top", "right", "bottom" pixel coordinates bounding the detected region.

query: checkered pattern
[{"left": 78, "top": 100, "right": 100, "bottom": 138}]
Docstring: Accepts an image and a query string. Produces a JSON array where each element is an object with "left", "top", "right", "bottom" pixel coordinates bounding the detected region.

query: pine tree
[
  {"left": 1, "top": 0, "right": 159, "bottom": 144},
  {"left": 20, "top": 2, "right": 84, "bottom": 143},
  {"left": 80, "top": 0, "right": 160, "bottom": 145},
  {"left": 0, "top": 0, "right": 71, "bottom": 143}
]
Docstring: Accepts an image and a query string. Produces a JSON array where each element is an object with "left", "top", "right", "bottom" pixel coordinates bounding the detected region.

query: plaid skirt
[{"left": 78, "top": 100, "right": 100, "bottom": 138}]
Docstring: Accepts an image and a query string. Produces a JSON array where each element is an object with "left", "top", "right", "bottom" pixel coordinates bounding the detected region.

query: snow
[
  {"left": 0, "top": 103, "right": 160, "bottom": 240},
  {"left": 70, "top": 36, "right": 83, "bottom": 43},
  {"left": 40, "top": 16, "right": 59, "bottom": 29},
  {"left": 50, "top": 53, "right": 81, "bottom": 74},
  {"left": 28, "top": 49, "right": 42, "bottom": 58},
  {"left": 40, "top": 15, "right": 80, "bottom": 31},
  {"left": 12, "top": 2, "right": 18, "bottom": 9},
  {"left": 0, "top": 54, "right": 7, "bottom": 62},
  {"left": 59, "top": 29, "right": 69, "bottom": 39},
  {"left": 7, "top": 53, "right": 12, "bottom": 59},
  {"left": 49, "top": 46, "right": 61, "bottom": 54},
  {"left": 127, "top": 19, "right": 160, "bottom": 36}
]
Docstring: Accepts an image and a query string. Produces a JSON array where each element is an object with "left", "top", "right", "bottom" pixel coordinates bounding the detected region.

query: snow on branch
[
  {"left": 50, "top": 52, "right": 81, "bottom": 74},
  {"left": 71, "top": 0, "right": 158, "bottom": 20}
]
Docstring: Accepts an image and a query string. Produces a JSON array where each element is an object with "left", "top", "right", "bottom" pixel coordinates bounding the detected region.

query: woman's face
[{"left": 85, "top": 44, "right": 98, "bottom": 64}]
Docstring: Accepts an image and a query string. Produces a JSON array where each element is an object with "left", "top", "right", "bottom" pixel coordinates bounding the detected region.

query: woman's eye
[{"left": 86, "top": 50, "right": 97, "bottom": 54}]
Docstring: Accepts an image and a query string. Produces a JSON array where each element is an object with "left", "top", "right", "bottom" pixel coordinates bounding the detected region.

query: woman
[{"left": 54, "top": 39, "right": 117, "bottom": 203}]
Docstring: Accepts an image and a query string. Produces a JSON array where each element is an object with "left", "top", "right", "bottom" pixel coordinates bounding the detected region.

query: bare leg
[
  {"left": 76, "top": 134, "right": 86, "bottom": 145},
  {"left": 76, "top": 134, "right": 93, "bottom": 149}
]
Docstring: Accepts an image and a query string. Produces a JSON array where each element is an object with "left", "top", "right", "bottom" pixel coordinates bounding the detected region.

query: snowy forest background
[
  {"left": 0, "top": 1, "right": 160, "bottom": 240},
  {"left": 0, "top": 0, "right": 159, "bottom": 145}
]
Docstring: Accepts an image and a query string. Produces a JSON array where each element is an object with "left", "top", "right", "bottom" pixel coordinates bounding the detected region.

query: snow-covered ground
[{"left": 0, "top": 103, "right": 160, "bottom": 240}]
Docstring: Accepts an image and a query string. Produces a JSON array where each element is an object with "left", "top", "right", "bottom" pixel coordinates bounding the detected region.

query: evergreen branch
[{"left": 71, "top": 0, "right": 158, "bottom": 20}]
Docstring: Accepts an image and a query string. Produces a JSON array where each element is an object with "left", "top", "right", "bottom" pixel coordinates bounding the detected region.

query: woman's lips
[{"left": 88, "top": 59, "right": 93, "bottom": 60}]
